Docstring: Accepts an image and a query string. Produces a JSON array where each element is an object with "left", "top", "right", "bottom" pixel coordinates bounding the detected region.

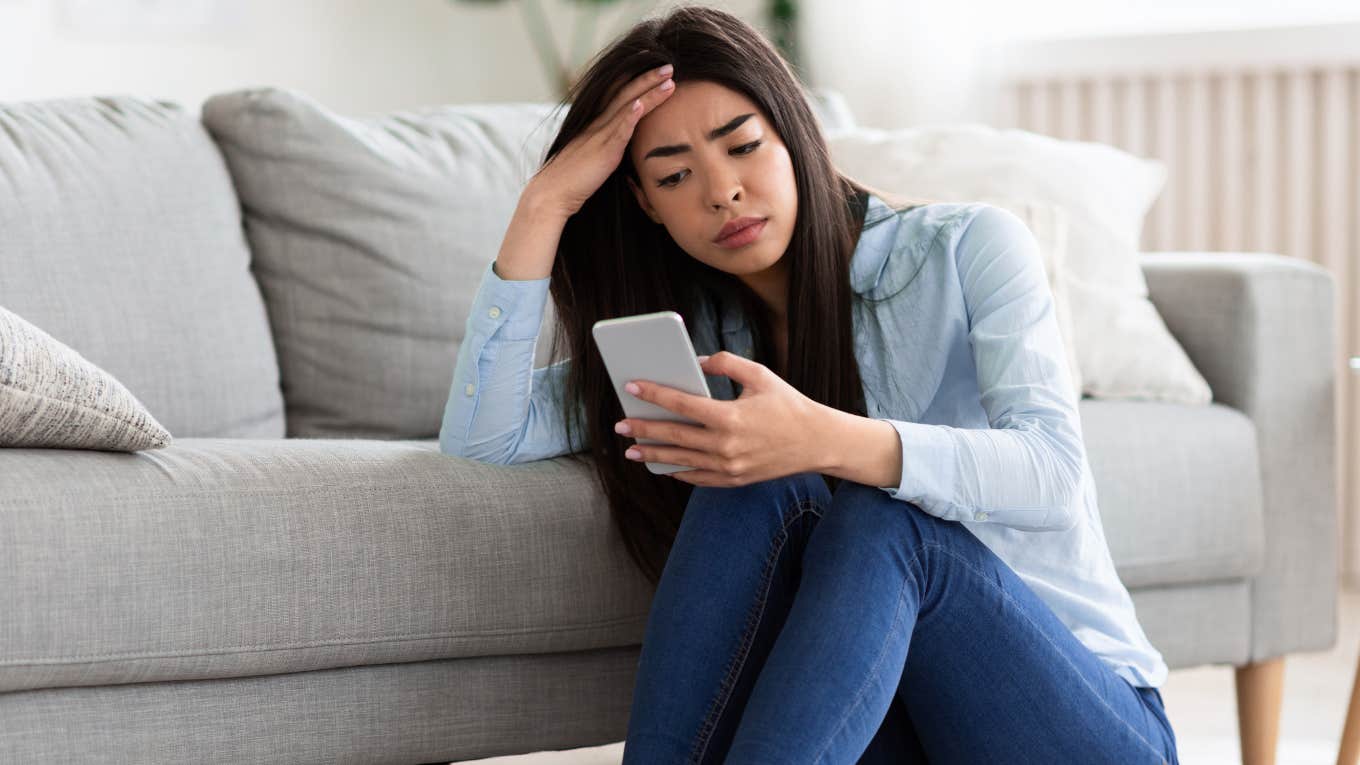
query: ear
[{"left": 626, "top": 176, "right": 662, "bottom": 224}]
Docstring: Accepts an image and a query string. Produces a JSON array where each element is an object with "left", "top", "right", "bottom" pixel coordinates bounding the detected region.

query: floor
[{"left": 455, "top": 587, "right": 1360, "bottom": 765}]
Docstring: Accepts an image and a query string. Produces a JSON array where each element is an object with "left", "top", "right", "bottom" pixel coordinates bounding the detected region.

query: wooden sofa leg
[{"left": 1235, "top": 657, "right": 1285, "bottom": 765}]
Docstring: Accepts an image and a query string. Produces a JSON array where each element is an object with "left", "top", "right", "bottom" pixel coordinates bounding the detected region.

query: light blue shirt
[{"left": 441, "top": 194, "right": 1169, "bottom": 688}]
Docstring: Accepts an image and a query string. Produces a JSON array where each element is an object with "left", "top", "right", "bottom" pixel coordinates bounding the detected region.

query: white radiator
[{"left": 983, "top": 23, "right": 1360, "bottom": 580}]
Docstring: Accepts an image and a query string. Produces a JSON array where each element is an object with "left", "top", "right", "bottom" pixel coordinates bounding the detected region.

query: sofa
[{"left": 0, "top": 87, "right": 1338, "bottom": 764}]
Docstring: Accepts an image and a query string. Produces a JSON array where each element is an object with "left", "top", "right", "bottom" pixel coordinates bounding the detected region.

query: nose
[{"left": 707, "top": 168, "right": 742, "bottom": 211}]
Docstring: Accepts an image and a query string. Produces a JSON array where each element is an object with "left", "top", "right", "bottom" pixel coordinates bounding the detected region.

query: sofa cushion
[
  {"left": 0, "top": 400, "right": 1261, "bottom": 692},
  {"left": 0, "top": 441, "right": 651, "bottom": 693},
  {"left": 0, "top": 305, "right": 171, "bottom": 450},
  {"left": 1080, "top": 399, "right": 1266, "bottom": 588},
  {"left": 0, "top": 96, "right": 286, "bottom": 438},
  {"left": 201, "top": 88, "right": 567, "bottom": 440}
]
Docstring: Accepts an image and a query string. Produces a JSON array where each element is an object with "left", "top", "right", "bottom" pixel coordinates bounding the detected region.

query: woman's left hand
[{"left": 614, "top": 350, "right": 831, "bottom": 487}]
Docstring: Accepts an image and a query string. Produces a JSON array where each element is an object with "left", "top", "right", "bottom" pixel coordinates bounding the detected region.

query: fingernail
[
  {"left": 625, "top": 382, "right": 640, "bottom": 395},
  {"left": 658, "top": 64, "right": 673, "bottom": 76},
  {"left": 697, "top": 355, "right": 710, "bottom": 363},
  {"left": 659, "top": 79, "right": 674, "bottom": 91},
  {"left": 615, "top": 421, "right": 631, "bottom": 435},
  {"left": 625, "top": 448, "right": 642, "bottom": 460}
]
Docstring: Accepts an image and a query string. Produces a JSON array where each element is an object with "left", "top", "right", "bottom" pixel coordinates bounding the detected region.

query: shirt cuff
[
  {"left": 469, "top": 259, "right": 552, "bottom": 341},
  {"left": 875, "top": 418, "right": 964, "bottom": 520}
]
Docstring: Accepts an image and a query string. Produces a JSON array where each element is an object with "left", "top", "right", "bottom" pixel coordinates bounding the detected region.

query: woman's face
[{"left": 626, "top": 80, "right": 798, "bottom": 278}]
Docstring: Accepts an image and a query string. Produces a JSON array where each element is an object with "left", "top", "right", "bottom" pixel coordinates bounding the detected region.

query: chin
[{"left": 707, "top": 248, "right": 778, "bottom": 276}]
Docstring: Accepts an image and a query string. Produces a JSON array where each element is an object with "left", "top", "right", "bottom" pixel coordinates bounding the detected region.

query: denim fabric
[{"left": 622, "top": 472, "right": 1179, "bottom": 764}]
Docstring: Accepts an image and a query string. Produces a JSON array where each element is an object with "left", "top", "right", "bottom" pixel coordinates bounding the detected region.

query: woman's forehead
[{"left": 632, "top": 81, "right": 764, "bottom": 152}]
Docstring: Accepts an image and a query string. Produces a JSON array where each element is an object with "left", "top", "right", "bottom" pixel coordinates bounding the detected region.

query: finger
[
  {"left": 610, "top": 77, "right": 676, "bottom": 143},
  {"left": 666, "top": 469, "right": 728, "bottom": 486},
  {"left": 702, "top": 350, "right": 769, "bottom": 387},
  {"left": 621, "top": 418, "right": 720, "bottom": 454},
  {"left": 629, "top": 380, "right": 725, "bottom": 425},
  {"left": 627, "top": 443, "right": 723, "bottom": 473},
  {"left": 599, "top": 65, "right": 674, "bottom": 129}
]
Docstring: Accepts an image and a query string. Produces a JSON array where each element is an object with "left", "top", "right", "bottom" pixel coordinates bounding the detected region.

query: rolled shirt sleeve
[
  {"left": 876, "top": 205, "right": 1085, "bottom": 532},
  {"left": 439, "top": 259, "right": 583, "bottom": 463}
]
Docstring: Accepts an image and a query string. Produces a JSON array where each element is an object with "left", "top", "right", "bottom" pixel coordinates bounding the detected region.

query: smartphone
[{"left": 592, "top": 310, "right": 713, "bottom": 475}]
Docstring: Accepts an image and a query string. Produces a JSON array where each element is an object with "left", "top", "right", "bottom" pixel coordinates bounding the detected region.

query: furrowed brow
[{"left": 643, "top": 113, "right": 756, "bottom": 161}]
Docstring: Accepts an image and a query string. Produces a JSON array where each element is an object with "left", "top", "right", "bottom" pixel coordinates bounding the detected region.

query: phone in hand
[{"left": 592, "top": 311, "right": 712, "bottom": 475}]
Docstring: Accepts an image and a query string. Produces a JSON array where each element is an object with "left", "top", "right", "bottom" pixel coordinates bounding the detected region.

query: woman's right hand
[{"left": 528, "top": 64, "right": 677, "bottom": 219}]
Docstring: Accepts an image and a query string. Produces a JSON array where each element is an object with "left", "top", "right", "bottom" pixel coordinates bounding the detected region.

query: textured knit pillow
[{"left": 0, "top": 305, "right": 171, "bottom": 451}]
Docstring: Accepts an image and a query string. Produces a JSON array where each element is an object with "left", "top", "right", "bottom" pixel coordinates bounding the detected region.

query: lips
[{"left": 714, "top": 216, "right": 767, "bottom": 243}]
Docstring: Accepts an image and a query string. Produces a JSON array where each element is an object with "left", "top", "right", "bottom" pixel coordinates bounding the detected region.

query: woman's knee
[
  {"left": 683, "top": 471, "right": 832, "bottom": 538},
  {"left": 811, "top": 481, "right": 943, "bottom": 563}
]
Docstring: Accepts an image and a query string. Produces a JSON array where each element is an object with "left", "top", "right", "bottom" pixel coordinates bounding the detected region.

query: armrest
[{"left": 1140, "top": 251, "right": 1339, "bottom": 660}]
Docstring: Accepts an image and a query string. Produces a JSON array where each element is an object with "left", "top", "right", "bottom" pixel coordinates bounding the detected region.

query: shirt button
[
  {"left": 488, "top": 306, "right": 501, "bottom": 318},
  {"left": 973, "top": 511, "right": 990, "bottom": 521},
  {"left": 464, "top": 383, "right": 476, "bottom": 396}
]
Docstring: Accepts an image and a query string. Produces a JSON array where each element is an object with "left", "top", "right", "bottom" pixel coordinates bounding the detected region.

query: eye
[{"left": 656, "top": 141, "right": 764, "bottom": 188}]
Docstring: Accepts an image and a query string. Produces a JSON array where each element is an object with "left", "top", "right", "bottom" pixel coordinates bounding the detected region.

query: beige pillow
[
  {"left": 830, "top": 124, "right": 1212, "bottom": 405},
  {"left": 0, "top": 305, "right": 171, "bottom": 451}
]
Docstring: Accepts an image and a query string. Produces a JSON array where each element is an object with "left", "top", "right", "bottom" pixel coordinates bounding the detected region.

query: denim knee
[
  {"left": 810, "top": 480, "right": 945, "bottom": 569},
  {"left": 685, "top": 471, "right": 833, "bottom": 536}
]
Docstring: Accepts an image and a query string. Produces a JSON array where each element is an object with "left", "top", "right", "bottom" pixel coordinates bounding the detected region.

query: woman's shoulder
[{"left": 857, "top": 197, "right": 1008, "bottom": 299}]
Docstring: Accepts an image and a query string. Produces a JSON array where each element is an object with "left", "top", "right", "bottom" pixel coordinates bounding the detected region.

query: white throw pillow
[
  {"left": 0, "top": 305, "right": 171, "bottom": 451},
  {"left": 829, "top": 124, "right": 1213, "bottom": 405}
]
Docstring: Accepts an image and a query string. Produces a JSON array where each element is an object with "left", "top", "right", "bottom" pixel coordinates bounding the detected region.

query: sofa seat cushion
[
  {"left": 0, "top": 441, "right": 650, "bottom": 693},
  {"left": 1080, "top": 399, "right": 1266, "bottom": 589},
  {"left": 0, "top": 401, "right": 1264, "bottom": 693}
]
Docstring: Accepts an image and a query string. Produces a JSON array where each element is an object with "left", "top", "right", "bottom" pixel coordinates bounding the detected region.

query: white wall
[
  {"left": 5, "top": 0, "right": 1357, "bottom": 127},
  {"left": 796, "top": 0, "right": 1360, "bottom": 129},
  {"left": 0, "top": 0, "right": 761, "bottom": 114}
]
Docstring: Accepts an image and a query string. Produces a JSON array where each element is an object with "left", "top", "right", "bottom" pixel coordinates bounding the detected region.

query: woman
[{"left": 440, "top": 5, "right": 1179, "bottom": 763}]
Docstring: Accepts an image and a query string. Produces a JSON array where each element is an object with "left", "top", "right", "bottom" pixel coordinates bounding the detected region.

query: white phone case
[{"left": 592, "top": 311, "right": 712, "bottom": 474}]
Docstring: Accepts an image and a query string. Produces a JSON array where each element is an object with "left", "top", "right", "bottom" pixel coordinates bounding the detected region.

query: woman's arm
[{"left": 829, "top": 204, "right": 1085, "bottom": 531}]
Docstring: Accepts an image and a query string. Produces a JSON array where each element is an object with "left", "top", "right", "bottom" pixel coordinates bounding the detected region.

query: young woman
[{"left": 440, "top": 5, "right": 1179, "bottom": 763}]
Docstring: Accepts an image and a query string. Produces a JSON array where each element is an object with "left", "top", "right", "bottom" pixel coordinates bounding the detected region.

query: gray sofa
[{"left": 0, "top": 89, "right": 1338, "bottom": 764}]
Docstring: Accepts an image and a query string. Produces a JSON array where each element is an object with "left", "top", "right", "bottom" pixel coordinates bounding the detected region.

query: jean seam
[
  {"left": 688, "top": 496, "right": 825, "bottom": 764},
  {"left": 809, "top": 548, "right": 923, "bottom": 764},
  {"left": 929, "top": 542, "right": 1169, "bottom": 763}
]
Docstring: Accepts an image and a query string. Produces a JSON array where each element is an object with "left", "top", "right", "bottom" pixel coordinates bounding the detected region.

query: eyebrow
[{"left": 642, "top": 113, "right": 756, "bottom": 161}]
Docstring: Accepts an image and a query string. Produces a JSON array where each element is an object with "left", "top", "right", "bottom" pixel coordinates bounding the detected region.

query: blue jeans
[{"left": 621, "top": 472, "right": 1179, "bottom": 764}]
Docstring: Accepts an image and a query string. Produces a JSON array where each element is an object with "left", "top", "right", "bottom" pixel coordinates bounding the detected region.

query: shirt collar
[{"left": 718, "top": 192, "right": 900, "bottom": 337}]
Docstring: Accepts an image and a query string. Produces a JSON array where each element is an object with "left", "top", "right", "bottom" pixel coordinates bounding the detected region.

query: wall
[
  {"left": 796, "top": 0, "right": 1360, "bottom": 129},
  {"left": 0, "top": 0, "right": 761, "bottom": 113}
]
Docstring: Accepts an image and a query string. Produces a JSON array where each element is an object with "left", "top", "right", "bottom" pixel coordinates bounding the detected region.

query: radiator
[{"left": 987, "top": 27, "right": 1359, "bottom": 580}]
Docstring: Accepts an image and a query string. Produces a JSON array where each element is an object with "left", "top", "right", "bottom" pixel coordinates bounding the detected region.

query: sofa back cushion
[
  {"left": 202, "top": 88, "right": 566, "bottom": 439},
  {"left": 0, "top": 96, "right": 286, "bottom": 438}
]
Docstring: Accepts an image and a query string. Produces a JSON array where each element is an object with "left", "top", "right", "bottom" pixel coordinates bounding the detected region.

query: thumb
[{"left": 699, "top": 350, "right": 767, "bottom": 385}]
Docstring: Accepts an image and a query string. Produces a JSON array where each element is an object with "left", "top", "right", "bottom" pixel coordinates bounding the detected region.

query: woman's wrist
[{"left": 815, "top": 405, "right": 903, "bottom": 490}]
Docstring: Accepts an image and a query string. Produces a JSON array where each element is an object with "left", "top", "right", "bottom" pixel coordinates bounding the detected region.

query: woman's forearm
[{"left": 813, "top": 405, "right": 903, "bottom": 490}]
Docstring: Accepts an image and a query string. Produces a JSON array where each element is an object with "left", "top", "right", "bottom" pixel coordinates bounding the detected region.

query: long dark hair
[{"left": 537, "top": 4, "right": 918, "bottom": 586}]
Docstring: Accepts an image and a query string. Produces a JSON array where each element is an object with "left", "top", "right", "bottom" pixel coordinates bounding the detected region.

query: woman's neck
[{"left": 740, "top": 258, "right": 789, "bottom": 329}]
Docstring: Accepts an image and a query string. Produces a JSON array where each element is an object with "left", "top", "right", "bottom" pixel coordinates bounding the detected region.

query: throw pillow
[
  {"left": 0, "top": 305, "right": 171, "bottom": 451},
  {"left": 202, "top": 87, "right": 568, "bottom": 439},
  {"left": 828, "top": 124, "right": 1213, "bottom": 405}
]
